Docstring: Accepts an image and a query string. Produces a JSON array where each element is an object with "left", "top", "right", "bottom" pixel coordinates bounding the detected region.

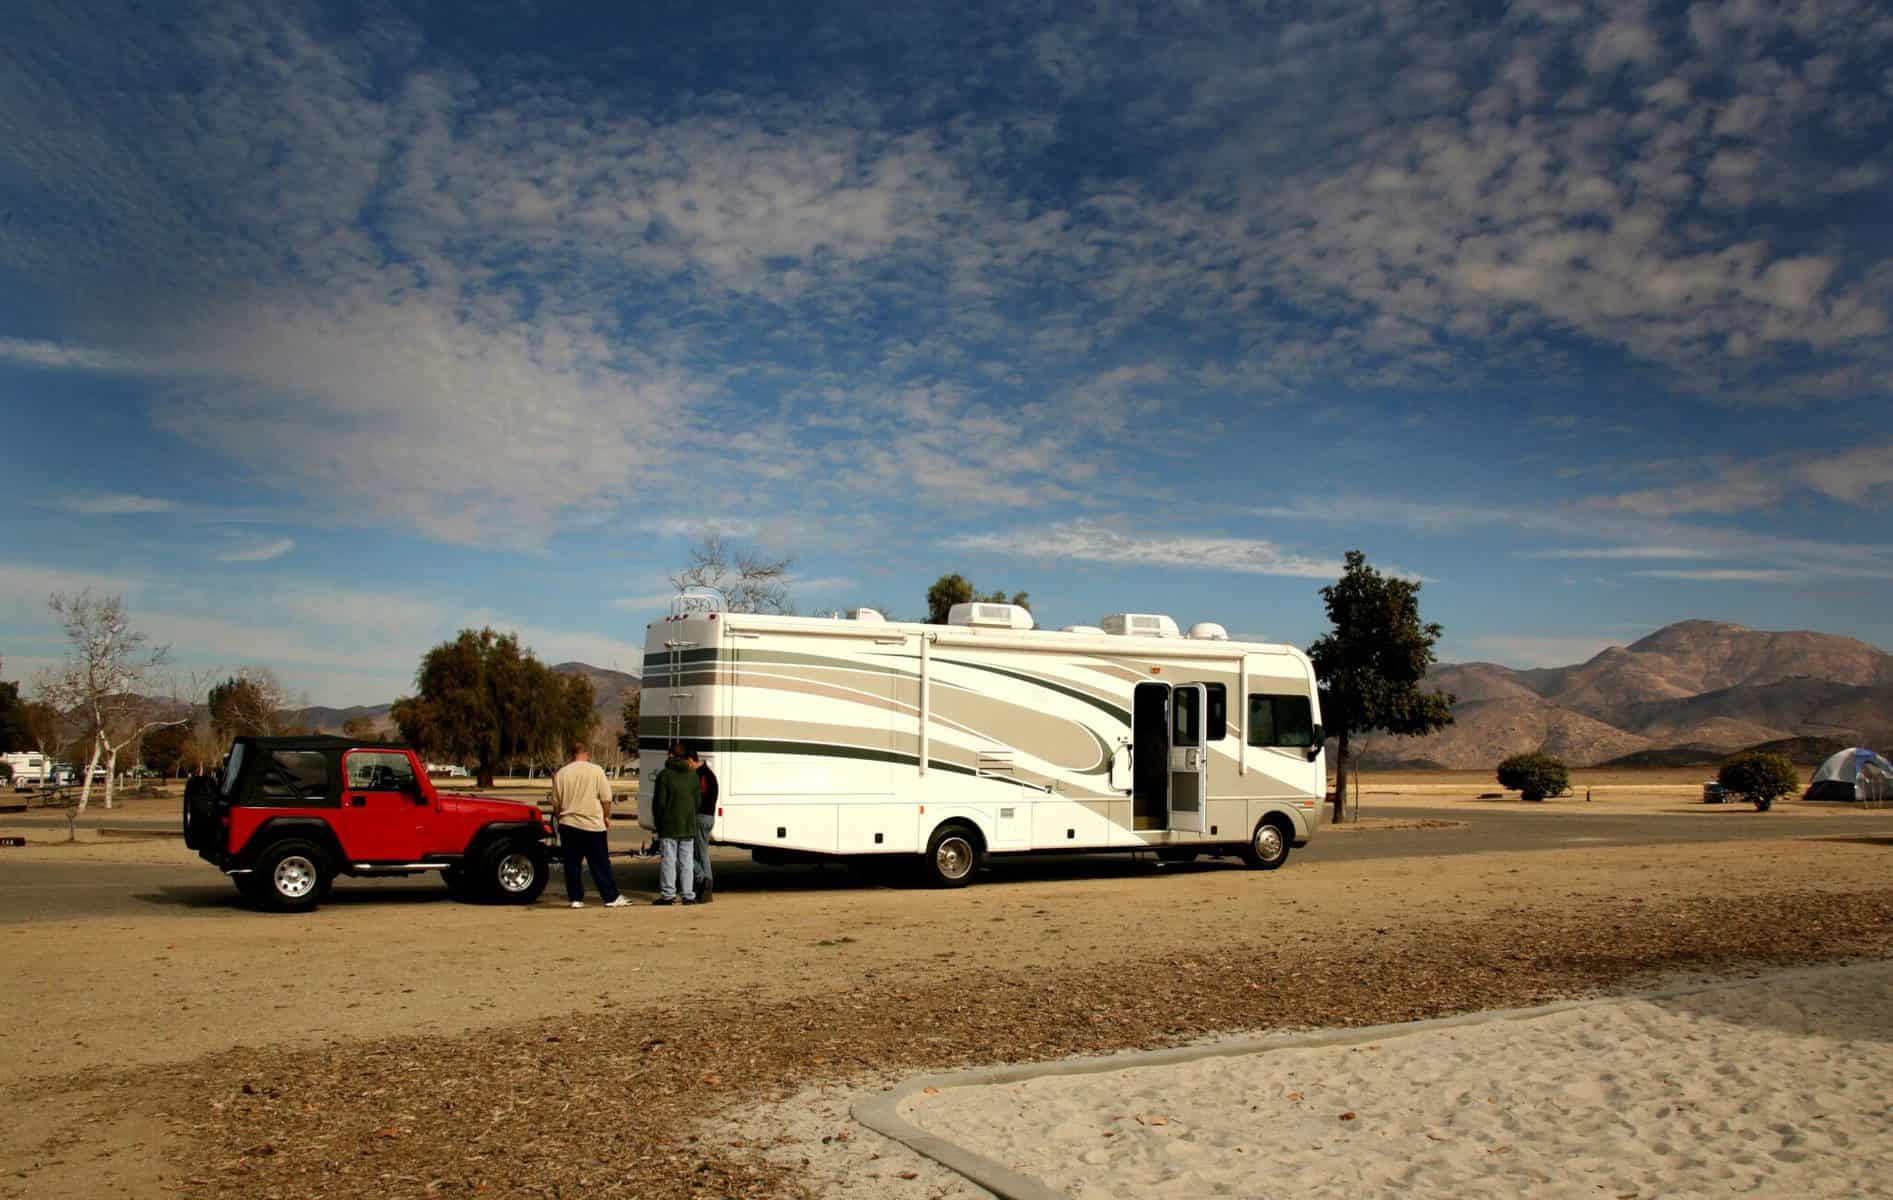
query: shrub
[
  {"left": 1496, "top": 752, "right": 1569, "bottom": 802},
  {"left": 1718, "top": 753, "right": 1799, "bottom": 806}
]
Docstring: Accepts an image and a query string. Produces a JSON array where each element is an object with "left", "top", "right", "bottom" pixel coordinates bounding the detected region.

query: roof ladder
[{"left": 663, "top": 638, "right": 698, "bottom": 743}]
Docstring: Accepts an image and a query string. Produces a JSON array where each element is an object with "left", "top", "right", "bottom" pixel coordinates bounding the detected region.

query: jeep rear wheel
[
  {"left": 254, "top": 839, "right": 332, "bottom": 911},
  {"left": 480, "top": 840, "right": 549, "bottom": 904}
]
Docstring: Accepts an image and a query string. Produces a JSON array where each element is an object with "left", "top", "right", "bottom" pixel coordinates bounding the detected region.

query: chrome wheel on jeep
[
  {"left": 253, "top": 839, "right": 333, "bottom": 911},
  {"left": 479, "top": 840, "right": 549, "bottom": 904}
]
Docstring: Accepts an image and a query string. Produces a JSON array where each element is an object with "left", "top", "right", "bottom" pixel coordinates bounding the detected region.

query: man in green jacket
[{"left": 650, "top": 741, "right": 701, "bottom": 905}]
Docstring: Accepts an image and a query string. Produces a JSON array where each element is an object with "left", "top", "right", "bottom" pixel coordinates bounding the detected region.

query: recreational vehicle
[
  {"left": 637, "top": 593, "right": 1325, "bottom": 886},
  {"left": 4, "top": 752, "right": 50, "bottom": 790}
]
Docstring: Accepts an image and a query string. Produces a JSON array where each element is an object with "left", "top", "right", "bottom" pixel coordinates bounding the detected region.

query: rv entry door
[{"left": 1168, "top": 683, "right": 1207, "bottom": 833}]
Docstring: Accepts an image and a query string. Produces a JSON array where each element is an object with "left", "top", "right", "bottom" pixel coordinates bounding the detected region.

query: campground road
[{"left": 5, "top": 802, "right": 1893, "bottom": 923}]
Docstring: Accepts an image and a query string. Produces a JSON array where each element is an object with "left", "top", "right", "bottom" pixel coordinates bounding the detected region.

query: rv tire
[
  {"left": 1237, "top": 818, "right": 1291, "bottom": 871},
  {"left": 921, "top": 823, "right": 981, "bottom": 888}
]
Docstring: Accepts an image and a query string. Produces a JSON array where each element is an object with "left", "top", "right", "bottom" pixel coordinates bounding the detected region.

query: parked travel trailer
[
  {"left": 4, "top": 752, "right": 50, "bottom": 790},
  {"left": 637, "top": 592, "right": 1324, "bottom": 886}
]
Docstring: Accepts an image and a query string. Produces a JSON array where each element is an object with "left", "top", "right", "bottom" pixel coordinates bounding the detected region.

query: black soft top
[{"left": 227, "top": 735, "right": 413, "bottom": 809}]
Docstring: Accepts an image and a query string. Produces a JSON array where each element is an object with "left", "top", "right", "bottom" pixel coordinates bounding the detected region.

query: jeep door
[{"left": 334, "top": 750, "right": 429, "bottom": 862}]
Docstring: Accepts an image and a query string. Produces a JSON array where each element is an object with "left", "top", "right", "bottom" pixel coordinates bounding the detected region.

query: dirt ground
[{"left": 3, "top": 771, "right": 1891, "bottom": 1199}]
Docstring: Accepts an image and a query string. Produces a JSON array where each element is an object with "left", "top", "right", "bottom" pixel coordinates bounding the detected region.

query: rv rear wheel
[
  {"left": 1237, "top": 820, "right": 1291, "bottom": 871},
  {"left": 921, "top": 824, "right": 981, "bottom": 888}
]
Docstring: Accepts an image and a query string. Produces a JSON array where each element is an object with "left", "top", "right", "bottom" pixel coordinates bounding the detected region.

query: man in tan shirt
[{"left": 549, "top": 743, "right": 627, "bottom": 908}]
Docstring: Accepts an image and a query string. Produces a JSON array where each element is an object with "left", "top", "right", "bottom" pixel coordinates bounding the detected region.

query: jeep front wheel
[
  {"left": 254, "top": 839, "right": 332, "bottom": 911},
  {"left": 480, "top": 840, "right": 549, "bottom": 904}
]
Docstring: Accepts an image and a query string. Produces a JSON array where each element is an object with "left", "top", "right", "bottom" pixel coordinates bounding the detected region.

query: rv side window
[
  {"left": 1196, "top": 683, "right": 1228, "bottom": 741},
  {"left": 1248, "top": 694, "right": 1315, "bottom": 749}
]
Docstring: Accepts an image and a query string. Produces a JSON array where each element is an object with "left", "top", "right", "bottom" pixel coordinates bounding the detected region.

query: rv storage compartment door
[{"left": 1168, "top": 683, "right": 1207, "bottom": 833}]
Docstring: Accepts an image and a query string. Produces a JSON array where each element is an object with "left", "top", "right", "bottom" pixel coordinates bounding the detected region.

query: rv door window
[
  {"left": 1195, "top": 683, "right": 1227, "bottom": 741},
  {"left": 1171, "top": 686, "right": 1201, "bottom": 746},
  {"left": 1248, "top": 694, "right": 1315, "bottom": 749}
]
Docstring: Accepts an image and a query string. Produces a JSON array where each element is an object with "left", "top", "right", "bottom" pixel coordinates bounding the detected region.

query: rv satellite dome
[{"left": 1187, "top": 622, "right": 1230, "bottom": 640}]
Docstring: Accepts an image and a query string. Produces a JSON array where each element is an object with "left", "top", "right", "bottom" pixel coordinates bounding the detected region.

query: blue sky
[{"left": 2, "top": 0, "right": 1890, "bottom": 706}]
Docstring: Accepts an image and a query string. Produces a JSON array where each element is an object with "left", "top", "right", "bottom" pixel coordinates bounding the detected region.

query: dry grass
[{"left": 95, "top": 886, "right": 1893, "bottom": 1200}]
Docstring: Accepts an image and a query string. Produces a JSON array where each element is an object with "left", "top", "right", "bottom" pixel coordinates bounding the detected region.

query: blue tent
[{"left": 1805, "top": 748, "right": 1893, "bottom": 802}]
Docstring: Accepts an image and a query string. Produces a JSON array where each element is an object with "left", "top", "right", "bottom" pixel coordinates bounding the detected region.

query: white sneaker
[
  {"left": 603, "top": 896, "right": 630, "bottom": 908},
  {"left": 569, "top": 901, "right": 585, "bottom": 909}
]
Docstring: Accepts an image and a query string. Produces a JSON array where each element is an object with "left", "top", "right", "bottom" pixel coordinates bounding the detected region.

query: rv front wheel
[
  {"left": 922, "top": 824, "right": 981, "bottom": 888},
  {"left": 1238, "top": 820, "right": 1291, "bottom": 871}
]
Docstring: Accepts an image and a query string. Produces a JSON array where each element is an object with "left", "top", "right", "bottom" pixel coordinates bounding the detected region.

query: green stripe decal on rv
[{"left": 634, "top": 737, "right": 1050, "bottom": 789}]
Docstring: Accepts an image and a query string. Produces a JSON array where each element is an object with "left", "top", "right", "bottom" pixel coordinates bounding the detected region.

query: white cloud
[
  {"left": 950, "top": 520, "right": 1350, "bottom": 579},
  {"left": 213, "top": 537, "right": 296, "bottom": 563},
  {"left": 0, "top": 336, "right": 142, "bottom": 373},
  {"left": 1446, "top": 634, "right": 1628, "bottom": 668},
  {"left": 58, "top": 491, "right": 177, "bottom": 515},
  {"left": 1527, "top": 546, "right": 1721, "bottom": 560},
  {"left": 2, "top": 0, "right": 1890, "bottom": 552},
  {"left": 1634, "top": 568, "right": 1803, "bottom": 583}
]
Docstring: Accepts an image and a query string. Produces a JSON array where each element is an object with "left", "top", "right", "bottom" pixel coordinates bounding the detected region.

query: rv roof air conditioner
[
  {"left": 1100, "top": 613, "right": 1180, "bottom": 638},
  {"left": 1060, "top": 624, "right": 1106, "bottom": 635},
  {"left": 1187, "top": 622, "right": 1230, "bottom": 641},
  {"left": 946, "top": 602, "right": 1036, "bottom": 631}
]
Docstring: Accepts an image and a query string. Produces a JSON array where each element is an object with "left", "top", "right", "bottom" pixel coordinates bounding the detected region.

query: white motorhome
[
  {"left": 637, "top": 593, "right": 1324, "bottom": 886},
  {"left": 4, "top": 752, "right": 50, "bottom": 790}
]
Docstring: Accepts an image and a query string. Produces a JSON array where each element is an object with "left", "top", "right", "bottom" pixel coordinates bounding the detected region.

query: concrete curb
[{"left": 849, "top": 959, "right": 1882, "bottom": 1200}]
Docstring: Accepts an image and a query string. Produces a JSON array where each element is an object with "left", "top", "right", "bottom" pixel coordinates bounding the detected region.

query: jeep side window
[
  {"left": 220, "top": 742, "right": 246, "bottom": 796},
  {"left": 347, "top": 751, "right": 418, "bottom": 794},
  {"left": 259, "top": 750, "right": 329, "bottom": 803}
]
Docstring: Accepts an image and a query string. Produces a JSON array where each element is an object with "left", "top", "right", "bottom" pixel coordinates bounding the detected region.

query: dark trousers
[{"left": 559, "top": 826, "right": 621, "bottom": 903}]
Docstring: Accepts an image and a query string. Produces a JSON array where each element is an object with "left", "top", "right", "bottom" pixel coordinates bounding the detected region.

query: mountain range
[
  {"left": 1362, "top": 620, "right": 1893, "bottom": 768},
  {"left": 285, "top": 620, "right": 1892, "bottom": 770},
  {"left": 289, "top": 663, "right": 641, "bottom": 736}
]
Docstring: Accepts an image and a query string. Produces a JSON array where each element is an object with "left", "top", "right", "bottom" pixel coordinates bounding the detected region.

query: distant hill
[
  {"left": 289, "top": 662, "right": 640, "bottom": 736},
  {"left": 1362, "top": 621, "right": 1893, "bottom": 769}
]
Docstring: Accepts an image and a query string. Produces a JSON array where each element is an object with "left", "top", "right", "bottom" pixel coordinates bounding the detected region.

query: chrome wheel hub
[
  {"left": 1254, "top": 826, "right": 1284, "bottom": 862},
  {"left": 936, "top": 837, "right": 972, "bottom": 880},
  {"left": 496, "top": 852, "right": 537, "bottom": 893},
  {"left": 273, "top": 855, "right": 316, "bottom": 899}
]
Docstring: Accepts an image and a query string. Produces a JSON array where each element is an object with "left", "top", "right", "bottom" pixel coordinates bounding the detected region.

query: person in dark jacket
[
  {"left": 649, "top": 741, "right": 700, "bottom": 904},
  {"left": 688, "top": 750, "right": 719, "bottom": 903}
]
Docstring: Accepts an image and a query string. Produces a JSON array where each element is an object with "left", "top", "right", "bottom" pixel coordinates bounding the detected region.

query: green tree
[
  {"left": 1308, "top": 550, "right": 1455, "bottom": 824},
  {"left": 340, "top": 715, "right": 383, "bottom": 740},
  {"left": 391, "top": 628, "right": 596, "bottom": 788},
  {"left": 140, "top": 720, "right": 191, "bottom": 776},
  {"left": 0, "top": 675, "right": 25, "bottom": 751},
  {"left": 208, "top": 667, "right": 288, "bottom": 740},
  {"left": 1496, "top": 752, "right": 1569, "bottom": 802},
  {"left": 925, "top": 574, "right": 1030, "bottom": 624},
  {"left": 1718, "top": 752, "right": 1799, "bottom": 811},
  {"left": 616, "top": 688, "right": 642, "bottom": 757}
]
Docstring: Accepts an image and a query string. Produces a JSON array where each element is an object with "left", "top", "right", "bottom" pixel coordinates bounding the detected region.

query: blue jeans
[
  {"left": 559, "top": 826, "right": 621, "bottom": 904},
  {"left": 658, "top": 837, "right": 696, "bottom": 901},
  {"left": 694, "top": 813, "right": 715, "bottom": 891}
]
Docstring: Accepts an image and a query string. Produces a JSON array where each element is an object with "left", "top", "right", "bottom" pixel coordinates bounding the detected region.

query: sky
[{"left": 1, "top": 0, "right": 1890, "bottom": 706}]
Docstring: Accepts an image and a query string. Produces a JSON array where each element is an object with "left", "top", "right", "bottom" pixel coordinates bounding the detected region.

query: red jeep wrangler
[{"left": 183, "top": 735, "right": 554, "bottom": 911}]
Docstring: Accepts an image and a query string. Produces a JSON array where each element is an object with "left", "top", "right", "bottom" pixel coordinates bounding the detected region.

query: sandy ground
[
  {"left": 901, "top": 959, "right": 1893, "bottom": 1199},
  {"left": 4, "top": 770, "right": 1892, "bottom": 1199}
]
